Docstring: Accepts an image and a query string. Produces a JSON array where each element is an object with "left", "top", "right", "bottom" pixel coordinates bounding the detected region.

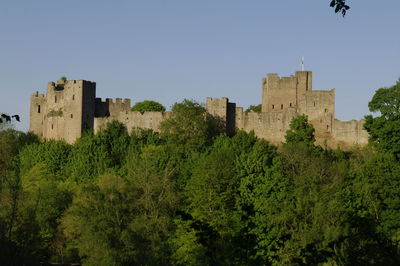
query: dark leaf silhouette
[
  {"left": 0, "top": 113, "right": 20, "bottom": 123},
  {"left": 12, "top": 115, "right": 20, "bottom": 122},
  {"left": 329, "top": 0, "right": 350, "bottom": 17}
]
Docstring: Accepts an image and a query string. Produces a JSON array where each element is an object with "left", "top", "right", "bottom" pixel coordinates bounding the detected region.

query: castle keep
[{"left": 30, "top": 71, "right": 368, "bottom": 148}]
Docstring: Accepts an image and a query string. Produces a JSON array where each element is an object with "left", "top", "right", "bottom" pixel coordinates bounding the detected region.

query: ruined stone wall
[
  {"left": 236, "top": 107, "right": 297, "bottom": 144},
  {"left": 261, "top": 71, "right": 312, "bottom": 113},
  {"left": 295, "top": 71, "right": 312, "bottom": 96},
  {"left": 81, "top": 81, "right": 96, "bottom": 133},
  {"left": 44, "top": 80, "right": 96, "bottom": 143},
  {"left": 42, "top": 81, "right": 63, "bottom": 142},
  {"left": 262, "top": 74, "right": 297, "bottom": 112},
  {"left": 29, "top": 92, "right": 46, "bottom": 137},
  {"left": 94, "top": 109, "right": 170, "bottom": 134},
  {"left": 206, "top": 97, "right": 228, "bottom": 119},
  {"left": 29, "top": 72, "right": 369, "bottom": 149},
  {"left": 331, "top": 119, "right": 369, "bottom": 149},
  {"left": 298, "top": 89, "right": 335, "bottom": 139},
  {"left": 29, "top": 79, "right": 97, "bottom": 144},
  {"left": 206, "top": 97, "right": 237, "bottom": 136}
]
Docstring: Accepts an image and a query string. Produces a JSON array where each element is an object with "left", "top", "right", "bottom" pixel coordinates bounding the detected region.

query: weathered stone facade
[{"left": 29, "top": 71, "right": 368, "bottom": 148}]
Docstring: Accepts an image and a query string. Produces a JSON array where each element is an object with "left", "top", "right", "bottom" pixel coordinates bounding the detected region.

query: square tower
[
  {"left": 261, "top": 71, "right": 312, "bottom": 113},
  {"left": 29, "top": 79, "right": 96, "bottom": 143}
]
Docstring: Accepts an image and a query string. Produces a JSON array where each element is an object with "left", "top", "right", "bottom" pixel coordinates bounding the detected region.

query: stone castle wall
[
  {"left": 94, "top": 111, "right": 170, "bottom": 135},
  {"left": 331, "top": 119, "right": 369, "bottom": 148},
  {"left": 235, "top": 108, "right": 297, "bottom": 144},
  {"left": 29, "top": 71, "right": 369, "bottom": 148},
  {"left": 30, "top": 79, "right": 95, "bottom": 144}
]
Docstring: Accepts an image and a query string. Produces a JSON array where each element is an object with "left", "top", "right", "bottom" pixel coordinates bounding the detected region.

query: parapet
[
  {"left": 206, "top": 97, "right": 229, "bottom": 104},
  {"left": 102, "top": 97, "right": 131, "bottom": 106},
  {"left": 95, "top": 97, "right": 131, "bottom": 117},
  {"left": 263, "top": 73, "right": 298, "bottom": 91},
  {"left": 266, "top": 73, "right": 279, "bottom": 79},
  {"left": 206, "top": 97, "right": 229, "bottom": 114},
  {"left": 31, "top": 91, "right": 45, "bottom": 98}
]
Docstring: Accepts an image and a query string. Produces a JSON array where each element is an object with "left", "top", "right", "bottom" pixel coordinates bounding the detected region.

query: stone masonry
[{"left": 29, "top": 71, "right": 369, "bottom": 149}]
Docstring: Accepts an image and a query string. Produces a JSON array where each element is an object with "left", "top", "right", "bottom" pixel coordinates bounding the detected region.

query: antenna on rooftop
[{"left": 301, "top": 56, "right": 305, "bottom": 71}]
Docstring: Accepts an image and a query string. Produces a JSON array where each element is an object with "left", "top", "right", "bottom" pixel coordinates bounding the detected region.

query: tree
[
  {"left": 352, "top": 153, "right": 400, "bottom": 258},
  {"left": 18, "top": 140, "right": 71, "bottom": 178},
  {"left": 168, "top": 219, "right": 209, "bottom": 266},
  {"left": 245, "top": 104, "right": 261, "bottom": 113},
  {"left": 63, "top": 146, "right": 178, "bottom": 265},
  {"left": 160, "top": 99, "right": 215, "bottom": 149},
  {"left": 131, "top": 100, "right": 166, "bottom": 113},
  {"left": 0, "top": 113, "right": 20, "bottom": 130},
  {"left": 185, "top": 135, "right": 239, "bottom": 236},
  {"left": 329, "top": 0, "right": 350, "bottom": 17},
  {"left": 285, "top": 115, "right": 315, "bottom": 145},
  {"left": 0, "top": 163, "right": 71, "bottom": 264},
  {"left": 64, "top": 121, "right": 129, "bottom": 183},
  {"left": 364, "top": 79, "right": 400, "bottom": 158}
]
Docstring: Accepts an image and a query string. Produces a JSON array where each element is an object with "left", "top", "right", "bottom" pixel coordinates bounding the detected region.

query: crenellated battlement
[
  {"left": 100, "top": 97, "right": 132, "bottom": 105},
  {"left": 29, "top": 72, "right": 368, "bottom": 149},
  {"left": 31, "top": 91, "right": 45, "bottom": 98}
]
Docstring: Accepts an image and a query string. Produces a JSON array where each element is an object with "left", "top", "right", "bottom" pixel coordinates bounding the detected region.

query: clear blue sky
[{"left": 1, "top": 0, "right": 399, "bottom": 131}]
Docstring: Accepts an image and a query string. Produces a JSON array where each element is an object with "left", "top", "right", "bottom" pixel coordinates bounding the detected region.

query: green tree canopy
[
  {"left": 364, "top": 79, "right": 400, "bottom": 158},
  {"left": 245, "top": 104, "right": 262, "bottom": 113},
  {"left": 131, "top": 100, "right": 166, "bottom": 113},
  {"left": 329, "top": 0, "right": 350, "bottom": 16},
  {"left": 160, "top": 99, "right": 215, "bottom": 149},
  {"left": 284, "top": 115, "right": 315, "bottom": 145}
]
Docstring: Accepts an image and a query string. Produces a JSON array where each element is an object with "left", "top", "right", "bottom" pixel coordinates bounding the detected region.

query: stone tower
[
  {"left": 29, "top": 72, "right": 368, "bottom": 149},
  {"left": 261, "top": 71, "right": 312, "bottom": 112},
  {"left": 30, "top": 79, "right": 96, "bottom": 143},
  {"left": 260, "top": 71, "right": 334, "bottom": 139}
]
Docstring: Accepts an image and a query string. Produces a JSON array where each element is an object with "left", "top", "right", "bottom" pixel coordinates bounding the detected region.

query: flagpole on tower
[{"left": 301, "top": 56, "right": 305, "bottom": 71}]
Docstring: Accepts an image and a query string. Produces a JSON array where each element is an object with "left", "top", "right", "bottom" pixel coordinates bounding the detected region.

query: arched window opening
[
  {"left": 51, "top": 124, "right": 54, "bottom": 130},
  {"left": 290, "top": 103, "right": 292, "bottom": 107},
  {"left": 37, "top": 105, "right": 41, "bottom": 113}
]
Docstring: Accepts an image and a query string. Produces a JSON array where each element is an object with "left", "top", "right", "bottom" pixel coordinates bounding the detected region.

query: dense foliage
[
  {"left": 329, "top": 0, "right": 350, "bottom": 16},
  {"left": 364, "top": 79, "right": 400, "bottom": 158},
  {"left": 245, "top": 104, "right": 262, "bottom": 113},
  {"left": 131, "top": 100, "right": 166, "bottom": 113},
  {"left": 1, "top": 87, "right": 400, "bottom": 264}
]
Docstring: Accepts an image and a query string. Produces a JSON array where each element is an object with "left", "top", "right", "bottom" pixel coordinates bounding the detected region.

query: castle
[{"left": 29, "top": 71, "right": 368, "bottom": 148}]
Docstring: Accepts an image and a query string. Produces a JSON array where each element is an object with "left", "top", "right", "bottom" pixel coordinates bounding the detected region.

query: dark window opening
[
  {"left": 281, "top": 104, "right": 283, "bottom": 109},
  {"left": 313, "top": 102, "right": 315, "bottom": 107},
  {"left": 272, "top": 104, "right": 274, "bottom": 109},
  {"left": 51, "top": 124, "right": 53, "bottom": 130},
  {"left": 327, "top": 125, "right": 329, "bottom": 130},
  {"left": 37, "top": 105, "right": 41, "bottom": 113},
  {"left": 71, "top": 114, "right": 73, "bottom": 118},
  {"left": 72, "top": 95, "right": 75, "bottom": 100},
  {"left": 290, "top": 103, "right": 292, "bottom": 107},
  {"left": 55, "top": 96, "right": 57, "bottom": 103},
  {"left": 325, "top": 108, "right": 328, "bottom": 113}
]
